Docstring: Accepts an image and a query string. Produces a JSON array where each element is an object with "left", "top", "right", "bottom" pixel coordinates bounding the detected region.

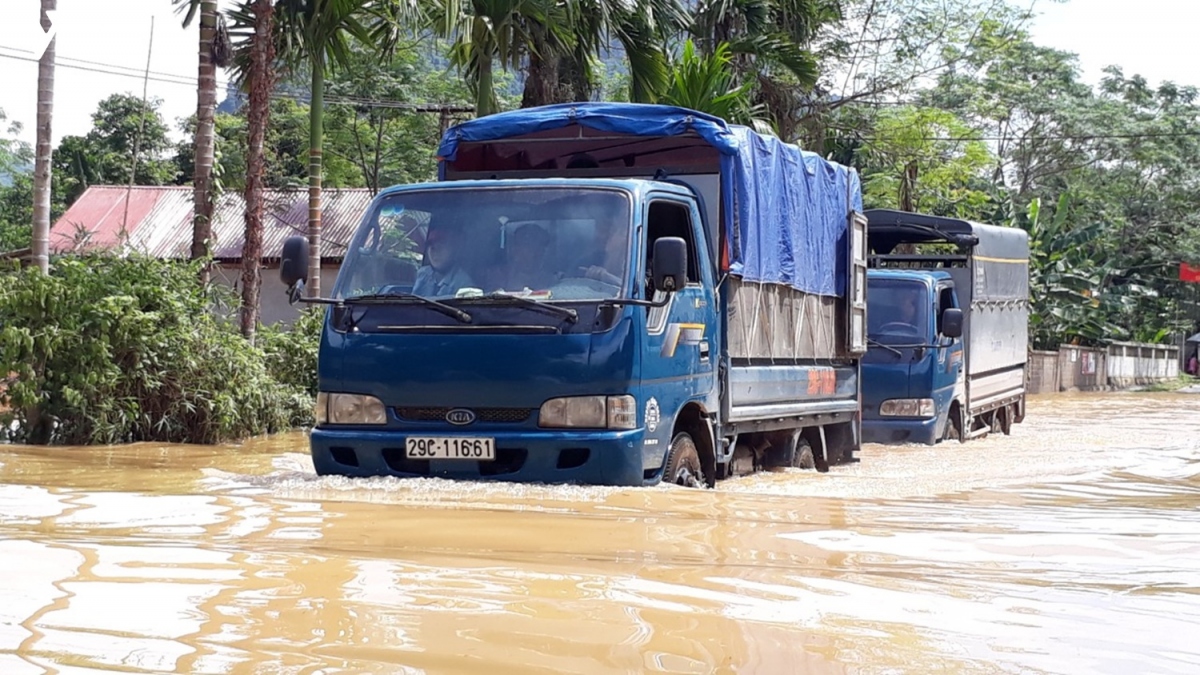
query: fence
[
  {"left": 1106, "top": 341, "right": 1179, "bottom": 387},
  {"left": 1026, "top": 341, "right": 1179, "bottom": 394}
]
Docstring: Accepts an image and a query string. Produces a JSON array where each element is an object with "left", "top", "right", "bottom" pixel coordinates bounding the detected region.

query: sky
[{"left": 0, "top": 0, "right": 1198, "bottom": 150}]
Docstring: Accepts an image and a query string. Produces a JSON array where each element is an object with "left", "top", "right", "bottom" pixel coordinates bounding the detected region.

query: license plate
[{"left": 405, "top": 436, "right": 495, "bottom": 460}]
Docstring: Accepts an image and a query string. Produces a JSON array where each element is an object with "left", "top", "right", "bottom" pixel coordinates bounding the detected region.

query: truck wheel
[
  {"left": 793, "top": 437, "right": 816, "bottom": 470},
  {"left": 998, "top": 405, "right": 1012, "bottom": 435},
  {"left": 943, "top": 405, "right": 967, "bottom": 444},
  {"left": 664, "top": 433, "right": 706, "bottom": 488}
]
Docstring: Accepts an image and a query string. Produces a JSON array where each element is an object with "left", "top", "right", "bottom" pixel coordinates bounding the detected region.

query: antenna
[{"left": 121, "top": 15, "right": 155, "bottom": 242}]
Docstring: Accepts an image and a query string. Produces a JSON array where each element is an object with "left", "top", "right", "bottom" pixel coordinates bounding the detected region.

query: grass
[{"left": 1141, "top": 375, "right": 1200, "bottom": 392}]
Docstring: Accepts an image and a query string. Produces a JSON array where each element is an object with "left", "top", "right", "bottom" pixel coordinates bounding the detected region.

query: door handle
[{"left": 699, "top": 340, "right": 710, "bottom": 362}]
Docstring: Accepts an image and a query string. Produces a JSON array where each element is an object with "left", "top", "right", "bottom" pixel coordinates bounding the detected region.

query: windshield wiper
[
  {"left": 342, "top": 292, "right": 472, "bottom": 324},
  {"left": 464, "top": 292, "right": 579, "bottom": 323},
  {"left": 867, "top": 338, "right": 903, "bottom": 357}
]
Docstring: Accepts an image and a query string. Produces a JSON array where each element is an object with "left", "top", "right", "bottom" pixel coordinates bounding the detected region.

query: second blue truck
[{"left": 861, "top": 209, "right": 1030, "bottom": 445}]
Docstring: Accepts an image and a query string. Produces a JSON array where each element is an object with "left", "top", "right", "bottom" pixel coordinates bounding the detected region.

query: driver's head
[
  {"left": 899, "top": 295, "right": 918, "bottom": 322},
  {"left": 508, "top": 223, "right": 550, "bottom": 266},
  {"left": 424, "top": 227, "right": 458, "bottom": 271}
]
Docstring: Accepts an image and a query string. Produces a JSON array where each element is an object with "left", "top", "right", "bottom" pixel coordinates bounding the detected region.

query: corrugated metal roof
[{"left": 50, "top": 185, "right": 374, "bottom": 261}]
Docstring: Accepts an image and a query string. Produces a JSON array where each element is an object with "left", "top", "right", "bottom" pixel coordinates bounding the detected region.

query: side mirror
[
  {"left": 941, "top": 307, "right": 964, "bottom": 339},
  {"left": 652, "top": 237, "right": 688, "bottom": 293},
  {"left": 281, "top": 235, "right": 310, "bottom": 290}
]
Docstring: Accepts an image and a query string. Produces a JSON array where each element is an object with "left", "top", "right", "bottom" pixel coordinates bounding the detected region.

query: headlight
[
  {"left": 319, "top": 392, "right": 388, "bottom": 425},
  {"left": 539, "top": 395, "right": 637, "bottom": 429},
  {"left": 879, "top": 398, "right": 936, "bottom": 418}
]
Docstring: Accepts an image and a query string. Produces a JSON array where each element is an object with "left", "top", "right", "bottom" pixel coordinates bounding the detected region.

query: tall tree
[
  {"left": 325, "top": 45, "right": 474, "bottom": 191},
  {"left": 859, "top": 106, "right": 993, "bottom": 218},
  {"left": 435, "top": 0, "right": 561, "bottom": 117},
  {"left": 32, "top": 0, "right": 56, "bottom": 274},
  {"left": 519, "top": 0, "right": 683, "bottom": 108},
  {"left": 53, "top": 94, "right": 178, "bottom": 206},
  {"left": 240, "top": 0, "right": 276, "bottom": 341},
  {"left": 174, "top": 0, "right": 233, "bottom": 284},
  {"left": 264, "top": 0, "right": 399, "bottom": 298},
  {"left": 687, "top": 0, "right": 840, "bottom": 139}
]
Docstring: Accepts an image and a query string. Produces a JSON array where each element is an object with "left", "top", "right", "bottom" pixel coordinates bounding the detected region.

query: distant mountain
[{"left": 0, "top": 159, "right": 33, "bottom": 188}]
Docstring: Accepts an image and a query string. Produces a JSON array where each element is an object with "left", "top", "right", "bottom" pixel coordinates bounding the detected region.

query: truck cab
[
  {"left": 862, "top": 270, "right": 964, "bottom": 444},
  {"left": 290, "top": 178, "right": 713, "bottom": 486}
]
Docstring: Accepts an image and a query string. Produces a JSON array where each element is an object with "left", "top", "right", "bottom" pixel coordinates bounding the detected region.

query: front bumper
[
  {"left": 310, "top": 427, "right": 649, "bottom": 486},
  {"left": 861, "top": 415, "right": 940, "bottom": 445}
]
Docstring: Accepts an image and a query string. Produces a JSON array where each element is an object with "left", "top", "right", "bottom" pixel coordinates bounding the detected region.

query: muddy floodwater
[{"left": 1, "top": 392, "right": 1198, "bottom": 674}]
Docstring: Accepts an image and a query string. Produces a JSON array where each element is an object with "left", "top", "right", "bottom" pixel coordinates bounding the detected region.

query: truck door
[
  {"left": 638, "top": 196, "right": 719, "bottom": 470},
  {"left": 935, "top": 283, "right": 965, "bottom": 411}
]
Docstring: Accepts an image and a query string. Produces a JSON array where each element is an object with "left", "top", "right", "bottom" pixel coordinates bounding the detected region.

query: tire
[
  {"left": 943, "top": 404, "right": 967, "bottom": 444},
  {"left": 793, "top": 437, "right": 816, "bottom": 470},
  {"left": 998, "top": 405, "right": 1013, "bottom": 435},
  {"left": 664, "top": 432, "right": 706, "bottom": 488}
]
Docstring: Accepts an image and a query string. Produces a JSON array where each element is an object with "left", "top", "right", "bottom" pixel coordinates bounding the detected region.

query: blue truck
[
  {"left": 861, "top": 209, "right": 1030, "bottom": 445},
  {"left": 278, "top": 103, "right": 869, "bottom": 487}
]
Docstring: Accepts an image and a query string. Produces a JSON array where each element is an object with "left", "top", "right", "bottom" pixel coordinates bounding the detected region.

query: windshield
[
  {"left": 867, "top": 279, "right": 930, "bottom": 343},
  {"left": 335, "top": 187, "right": 632, "bottom": 302}
]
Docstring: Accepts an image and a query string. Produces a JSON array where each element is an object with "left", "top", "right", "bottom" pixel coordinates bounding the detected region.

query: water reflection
[{"left": 0, "top": 392, "right": 1196, "bottom": 673}]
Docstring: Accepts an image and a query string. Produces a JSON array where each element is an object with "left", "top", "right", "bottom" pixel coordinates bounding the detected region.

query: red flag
[{"left": 1181, "top": 262, "right": 1200, "bottom": 283}]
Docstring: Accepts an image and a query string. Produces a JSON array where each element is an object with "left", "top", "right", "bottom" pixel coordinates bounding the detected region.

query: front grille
[{"left": 395, "top": 407, "right": 534, "bottom": 424}]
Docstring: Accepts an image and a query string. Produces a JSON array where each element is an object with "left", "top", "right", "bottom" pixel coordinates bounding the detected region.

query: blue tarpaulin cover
[{"left": 437, "top": 103, "right": 863, "bottom": 297}]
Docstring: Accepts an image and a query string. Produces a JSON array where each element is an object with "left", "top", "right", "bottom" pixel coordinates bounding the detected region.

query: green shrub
[
  {"left": 0, "top": 253, "right": 309, "bottom": 445},
  {"left": 259, "top": 305, "right": 324, "bottom": 396},
  {"left": 259, "top": 305, "right": 325, "bottom": 428}
]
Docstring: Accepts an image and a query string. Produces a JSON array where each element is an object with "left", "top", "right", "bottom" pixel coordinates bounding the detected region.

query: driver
[
  {"left": 413, "top": 225, "right": 475, "bottom": 297},
  {"left": 496, "top": 222, "right": 557, "bottom": 291},
  {"left": 897, "top": 295, "right": 921, "bottom": 329}
]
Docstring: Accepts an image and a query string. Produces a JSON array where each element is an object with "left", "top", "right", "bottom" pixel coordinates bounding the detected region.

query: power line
[
  {"left": 846, "top": 131, "right": 1200, "bottom": 142},
  {"left": 0, "top": 47, "right": 473, "bottom": 113},
  {"left": 6, "top": 47, "right": 1196, "bottom": 137}
]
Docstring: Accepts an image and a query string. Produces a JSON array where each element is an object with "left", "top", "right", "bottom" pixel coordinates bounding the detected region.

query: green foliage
[
  {"left": 0, "top": 254, "right": 309, "bottom": 445},
  {"left": 325, "top": 45, "right": 473, "bottom": 190},
  {"left": 53, "top": 94, "right": 179, "bottom": 206},
  {"left": 0, "top": 108, "right": 35, "bottom": 252},
  {"left": 841, "top": 22, "right": 1200, "bottom": 347},
  {"left": 860, "top": 105, "right": 994, "bottom": 218},
  {"left": 259, "top": 306, "right": 325, "bottom": 399},
  {"left": 660, "top": 41, "right": 759, "bottom": 125},
  {"left": 0, "top": 174, "right": 35, "bottom": 252},
  {"left": 1014, "top": 195, "right": 1114, "bottom": 349},
  {"left": 0, "top": 108, "right": 32, "bottom": 180}
]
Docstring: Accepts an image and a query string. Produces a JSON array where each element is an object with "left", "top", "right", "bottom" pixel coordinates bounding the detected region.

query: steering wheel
[{"left": 879, "top": 321, "right": 920, "bottom": 335}]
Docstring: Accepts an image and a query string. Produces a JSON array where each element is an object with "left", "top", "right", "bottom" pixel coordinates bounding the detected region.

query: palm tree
[
  {"left": 435, "top": 0, "right": 563, "bottom": 117},
  {"left": 520, "top": 0, "right": 685, "bottom": 107},
  {"left": 240, "top": 0, "right": 275, "bottom": 341},
  {"left": 659, "top": 40, "right": 758, "bottom": 124},
  {"left": 31, "top": 0, "right": 56, "bottom": 274},
  {"left": 173, "top": 0, "right": 232, "bottom": 284},
  {"left": 270, "top": 0, "right": 403, "bottom": 299},
  {"left": 688, "top": 0, "right": 841, "bottom": 139}
]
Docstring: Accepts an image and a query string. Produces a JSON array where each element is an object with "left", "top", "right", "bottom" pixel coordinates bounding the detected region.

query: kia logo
[{"left": 445, "top": 409, "right": 476, "bottom": 425}]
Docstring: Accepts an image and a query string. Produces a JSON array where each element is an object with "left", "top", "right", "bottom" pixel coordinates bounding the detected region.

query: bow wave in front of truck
[{"left": 278, "top": 103, "right": 869, "bottom": 487}]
